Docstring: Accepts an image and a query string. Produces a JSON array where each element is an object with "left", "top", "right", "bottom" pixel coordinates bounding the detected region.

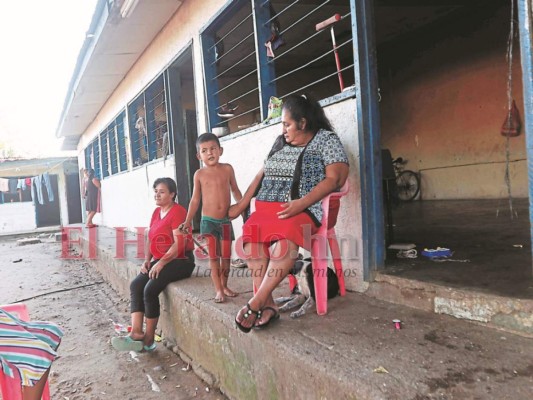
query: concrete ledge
[
  {"left": 370, "top": 273, "right": 533, "bottom": 336},
  {"left": 78, "top": 227, "right": 533, "bottom": 399}
]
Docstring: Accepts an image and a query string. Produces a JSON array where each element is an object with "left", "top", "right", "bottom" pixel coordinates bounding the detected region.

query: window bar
[
  {"left": 280, "top": 63, "right": 355, "bottom": 99},
  {"left": 213, "top": 51, "right": 255, "bottom": 80},
  {"left": 279, "top": 0, "right": 332, "bottom": 36},
  {"left": 109, "top": 125, "right": 118, "bottom": 175},
  {"left": 202, "top": 34, "right": 221, "bottom": 131},
  {"left": 262, "top": 0, "right": 301, "bottom": 27},
  {"left": 267, "top": 26, "right": 322, "bottom": 64},
  {"left": 217, "top": 86, "right": 259, "bottom": 111},
  {"left": 208, "top": 13, "right": 253, "bottom": 51},
  {"left": 214, "top": 105, "right": 261, "bottom": 126},
  {"left": 268, "top": 11, "right": 351, "bottom": 64},
  {"left": 145, "top": 86, "right": 158, "bottom": 161},
  {"left": 117, "top": 112, "right": 128, "bottom": 171},
  {"left": 253, "top": 0, "right": 277, "bottom": 120},
  {"left": 210, "top": 31, "right": 255, "bottom": 66},
  {"left": 162, "top": 70, "right": 174, "bottom": 157},
  {"left": 270, "top": 38, "right": 352, "bottom": 83},
  {"left": 213, "top": 68, "right": 258, "bottom": 96}
]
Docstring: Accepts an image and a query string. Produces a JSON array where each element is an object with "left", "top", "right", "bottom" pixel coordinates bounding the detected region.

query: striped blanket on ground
[{"left": 0, "top": 308, "right": 63, "bottom": 387}]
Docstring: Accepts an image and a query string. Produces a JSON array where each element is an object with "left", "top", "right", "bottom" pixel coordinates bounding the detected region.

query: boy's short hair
[{"left": 196, "top": 132, "right": 220, "bottom": 150}]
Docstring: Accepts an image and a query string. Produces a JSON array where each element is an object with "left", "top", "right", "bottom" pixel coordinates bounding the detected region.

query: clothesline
[{"left": 0, "top": 158, "right": 72, "bottom": 175}]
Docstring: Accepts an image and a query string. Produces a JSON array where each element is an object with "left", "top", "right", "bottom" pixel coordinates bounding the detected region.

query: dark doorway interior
[
  {"left": 374, "top": 0, "right": 532, "bottom": 297},
  {"left": 383, "top": 199, "right": 532, "bottom": 299},
  {"left": 65, "top": 173, "right": 83, "bottom": 224},
  {"left": 167, "top": 47, "right": 201, "bottom": 229},
  {"left": 35, "top": 174, "right": 60, "bottom": 227}
]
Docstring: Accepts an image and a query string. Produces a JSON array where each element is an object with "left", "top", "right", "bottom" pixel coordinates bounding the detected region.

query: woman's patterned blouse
[{"left": 256, "top": 129, "right": 348, "bottom": 225}]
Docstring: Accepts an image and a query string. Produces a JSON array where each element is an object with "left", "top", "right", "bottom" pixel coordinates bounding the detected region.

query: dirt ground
[{"left": 0, "top": 234, "right": 226, "bottom": 400}]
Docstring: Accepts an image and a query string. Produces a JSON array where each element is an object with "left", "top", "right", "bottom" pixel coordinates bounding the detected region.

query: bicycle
[{"left": 392, "top": 157, "right": 420, "bottom": 201}]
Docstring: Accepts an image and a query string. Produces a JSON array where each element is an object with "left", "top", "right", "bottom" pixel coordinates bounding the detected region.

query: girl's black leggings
[{"left": 130, "top": 252, "right": 195, "bottom": 318}]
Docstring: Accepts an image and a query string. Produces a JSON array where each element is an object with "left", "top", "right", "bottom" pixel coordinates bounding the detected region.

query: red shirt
[{"left": 148, "top": 203, "right": 193, "bottom": 259}]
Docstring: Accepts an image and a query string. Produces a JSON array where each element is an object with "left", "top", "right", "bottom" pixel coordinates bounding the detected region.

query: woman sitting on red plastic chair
[
  {"left": 229, "top": 94, "right": 349, "bottom": 332},
  {"left": 0, "top": 306, "right": 63, "bottom": 400}
]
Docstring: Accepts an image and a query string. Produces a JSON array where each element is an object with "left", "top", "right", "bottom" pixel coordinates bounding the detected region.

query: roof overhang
[{"left": 57, "top": 0, "right": 183, "bottom": 150}]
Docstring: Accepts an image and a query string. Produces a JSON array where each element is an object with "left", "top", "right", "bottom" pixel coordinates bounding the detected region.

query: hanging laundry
[
  {"left": 17, "top": 179, "right": 27, "bottom": 191},
  {"left": 42, "top": 173, "right": 54, "bottom": 202},
  {"left": 0, "top": 178, "right": 9, "bottom": 192},
  {"left": 8, "top": 178, "right": 17, "bottom": 194},
  {"left": 25, "top": 177, "right": 32, "bottom": 186},
  {"left": 32, "top": 176, "right": 44, "bottom": 205}
]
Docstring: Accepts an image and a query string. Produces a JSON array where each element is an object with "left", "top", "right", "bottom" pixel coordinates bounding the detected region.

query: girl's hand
[
  {"left": 148, "top": 261, "right": 164, "bottom": 279},
  {"left": 140, "top": 260, "right": 151, "bottom": 274},
  {"left": 277, "top": 199, "right": 306, "bottom": 219}
]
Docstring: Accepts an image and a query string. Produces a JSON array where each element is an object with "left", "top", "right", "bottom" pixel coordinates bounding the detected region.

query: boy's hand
[{"left": 178, "top": 222, "right": 191, "bottom": 234}]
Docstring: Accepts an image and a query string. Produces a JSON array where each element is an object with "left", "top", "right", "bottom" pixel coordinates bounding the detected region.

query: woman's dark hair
[
  {"left": 86, "top": 168, "right": 95, "bottom": 178},
  {"left": 153, "top": 177, "right": 177, "bottom": 201},
  {"left": 281, "top": 94, "right": 333, "bottom": 133}
]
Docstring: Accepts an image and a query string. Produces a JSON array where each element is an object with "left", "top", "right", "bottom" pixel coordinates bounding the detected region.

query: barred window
[
  {"left": 201, "top": 0, "right": 354, "bottom": 137},
  {"left": 128, "top": 75, "right": 171, "bottom": 167},
  {"left": 84, "top": 139, "right": 101, "bottom": 179},
  {"left": 92, "top": 111, "right": 128, "bottom": 179}
]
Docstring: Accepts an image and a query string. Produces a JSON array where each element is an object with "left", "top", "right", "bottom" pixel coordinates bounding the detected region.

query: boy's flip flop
[{"left": 111, "top": 336, "right": 143, "bottom": 352}]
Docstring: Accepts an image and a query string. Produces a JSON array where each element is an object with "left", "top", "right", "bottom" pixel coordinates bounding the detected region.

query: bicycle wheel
[{"left": 396, "top": 170, "right": 420, "bottom": 201}]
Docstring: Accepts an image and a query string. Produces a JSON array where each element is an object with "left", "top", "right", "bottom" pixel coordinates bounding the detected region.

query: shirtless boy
[{"left": 180, "top": 133, "right": 242, "bottom": 303}]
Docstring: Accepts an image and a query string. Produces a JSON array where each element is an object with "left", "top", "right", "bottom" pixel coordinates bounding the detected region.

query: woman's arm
[
  {"left": 148, "top": 228, "right": 185, "bottom": 279},
  {"left": 228, "top": 167, "right": 264, "bottom": 219},
  {"left": 277, "top": 162, "right": 348, "bottom": 219}
]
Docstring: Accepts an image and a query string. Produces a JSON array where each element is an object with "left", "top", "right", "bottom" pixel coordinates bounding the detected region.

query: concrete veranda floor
[
  {"left": 68, "top": 224, "right": 533, "bottom": 399},
  {"left": 384, "top": 198, "right": 533, "bottom": 299}
]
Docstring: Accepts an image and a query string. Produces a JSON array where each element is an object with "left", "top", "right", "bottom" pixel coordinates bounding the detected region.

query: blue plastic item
[{"left": 421, "top": 247, "right": 452, "bottom": 258}]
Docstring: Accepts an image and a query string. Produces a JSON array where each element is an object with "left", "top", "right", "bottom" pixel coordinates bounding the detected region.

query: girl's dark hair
[
  {"left": 281, "top": 94, "right": 333, "bottom": 133},
  {"left": 86, "top": 168, "right": 95, "bottom": 178},
  {"left": 153, "top": 177, "right": 177, "bottom": 201}
]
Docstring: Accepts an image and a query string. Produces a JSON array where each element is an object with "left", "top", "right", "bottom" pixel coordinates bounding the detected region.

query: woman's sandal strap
[{"left": 243, "top": 303, "right": 261, "bottom": 319}]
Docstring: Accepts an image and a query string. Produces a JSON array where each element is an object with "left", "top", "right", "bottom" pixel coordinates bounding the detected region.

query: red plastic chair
[
  {"left": 0, "top": 303, "right": 51, "bottom": 400},
  {"left": 302, "top": 181, "right": 348, "bottom": 315},
  {"left": 252, "top": 181, "right": 349, "bottom": 315}
]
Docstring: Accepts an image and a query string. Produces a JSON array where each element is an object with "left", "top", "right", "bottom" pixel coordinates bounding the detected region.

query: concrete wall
[
  {"left": 97, "top": 159, "right": 176, "bottom": 228},
  {"left": 379, "top": 5, "right": 527, "bottom": 199},
  {"left": 0, "top": 202, "right": 36, "bottom": 234}
]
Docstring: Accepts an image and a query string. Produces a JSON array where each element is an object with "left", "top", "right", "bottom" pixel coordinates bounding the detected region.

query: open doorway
[
  {"left": 166, "top": 46, "right": 201, "bottom": 226},
  {"left": 35, "top": 174, "right": 60, "bottom": 227},
  {"left": 375, "top": 0, "right": 532, "bottom": 298}
]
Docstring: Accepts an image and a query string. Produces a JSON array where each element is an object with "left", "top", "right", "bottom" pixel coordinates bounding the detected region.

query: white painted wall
[
  {"left": 0, "top": 202, "right": 36, "bottom": 234},
  {"left": 97, "top": 159, "right": 177, "bottom": 229}
]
